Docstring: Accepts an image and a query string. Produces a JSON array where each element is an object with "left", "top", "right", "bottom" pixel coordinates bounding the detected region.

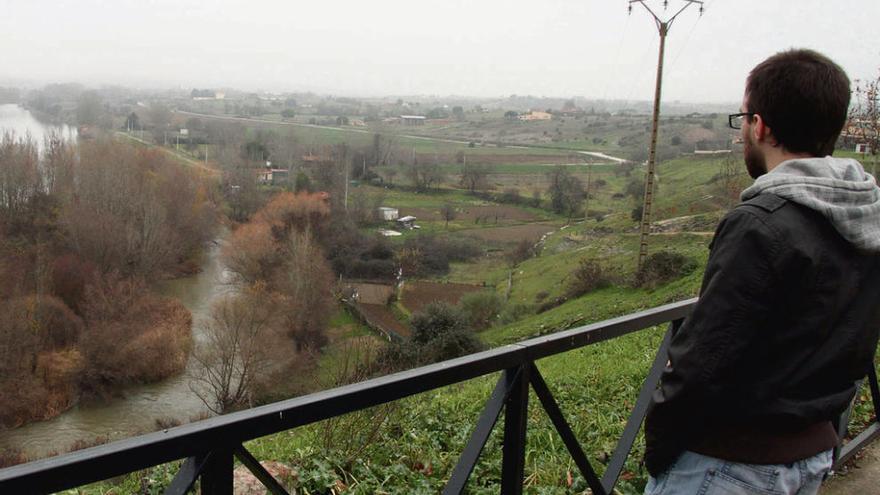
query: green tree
[
  {"left": 294, "top": 171, "right": 312, "bottom": 192},
  {"left": 75, "top": 91, "right": 103, "bottom": 127},
  {"left": 546, "top": 166, "right": 585, "bottom": 220}
]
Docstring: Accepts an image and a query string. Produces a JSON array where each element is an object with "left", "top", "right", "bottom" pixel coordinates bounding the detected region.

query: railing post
[
  {"left": 200, "top": 448, "right": 233, "bottom": 495},
  {"left": 501, "top": 364, "right": 530, "bottom": 495}
]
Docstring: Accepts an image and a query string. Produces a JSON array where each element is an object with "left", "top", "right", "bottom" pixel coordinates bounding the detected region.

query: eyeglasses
[{"left": 728, "top": 112, "right": 756, "bottom": 130}]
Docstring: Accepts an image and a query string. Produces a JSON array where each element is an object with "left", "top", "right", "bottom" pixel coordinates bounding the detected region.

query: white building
[{"left": 378, "top": 207, "right": 399, "bottom": 221}]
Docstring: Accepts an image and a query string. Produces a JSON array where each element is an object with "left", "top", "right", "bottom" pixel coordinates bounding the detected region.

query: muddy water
[{"left": 0, "top": 236, "right": 233, "bottom": 459}]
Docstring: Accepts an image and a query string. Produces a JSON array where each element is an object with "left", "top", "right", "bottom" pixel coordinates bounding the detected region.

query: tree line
[{"left": 0, "top": 133, "right": 218, "bottom": 428}]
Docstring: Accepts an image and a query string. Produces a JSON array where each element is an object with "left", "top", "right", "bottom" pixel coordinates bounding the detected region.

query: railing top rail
[{"left": 0, "top": 298, "right": 697, "bottom": 494}]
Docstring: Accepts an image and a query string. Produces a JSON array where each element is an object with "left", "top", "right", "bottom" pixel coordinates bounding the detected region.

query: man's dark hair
[{"left": 746, "top": 48, "right": 850, "bottom": 157}]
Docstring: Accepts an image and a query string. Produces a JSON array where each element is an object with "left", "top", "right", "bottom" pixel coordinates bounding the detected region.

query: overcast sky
[{"left": 2, "top": 0, "right": 878, "bottom": 103}]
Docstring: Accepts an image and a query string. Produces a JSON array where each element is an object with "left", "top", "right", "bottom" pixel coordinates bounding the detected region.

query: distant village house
[
  {"left": 400, "top": 115, "right": 426, "bottom": 126},
  {"left": 518, "top": 111, "right": 552, "bottom": 121}
]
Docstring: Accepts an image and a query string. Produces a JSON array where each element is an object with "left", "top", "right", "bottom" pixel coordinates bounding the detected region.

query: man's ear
[{"left": 752, "top": 115, "right": 777, "bottom": 146}]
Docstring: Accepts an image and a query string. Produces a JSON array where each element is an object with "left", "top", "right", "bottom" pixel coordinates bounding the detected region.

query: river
[
  {"left": 0, "top": 103, "right": 77, "bottom": 144},
  {"left": 0, "top": 105, "right": 230, "bottom": 459},
  {"left": 0, "top": 236, "right": 232, "bottom": 459}
]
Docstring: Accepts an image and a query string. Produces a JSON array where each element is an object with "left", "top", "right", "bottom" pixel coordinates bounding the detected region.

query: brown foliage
[
  {"left": 274, "top": 231, "right": 335, "bottom": 351},
  {"left": 64, "top": 140, "right": 217, "bottom": 278},
  {"left": 80, "top": 273, "right": 192, "bottom": 395},
  {"left": 51, "top": 254, "right": 97, "bottom": 315},
  {"left": 0, "top": 295, "right": 84, "bottom": 375},
  {"left": 0, "top": 133, "right": 41, "bottom": 221},
  {"left": 254, "top": 191, "right": 330, "bottom": 239},
  {"left": 223, "top": 222, "right": 279, "bottom": 284},
  {"left": 223, "top": 192, "right": 335, "bottom": 352},
  {"left": 0, "top": 448, "right": 29, "bottom": 469}
]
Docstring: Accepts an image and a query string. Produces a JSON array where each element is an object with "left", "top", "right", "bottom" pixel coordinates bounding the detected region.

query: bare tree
[
  {"left": 43, "top": 132, "right": 76, "bottom": 197},
  {"left": 191, "top": 290, "right": 283, "bottom": 414},
  {"left": 406, "top": 160, "right": 445, "bottom": 192},
  {"left": 715, "top": 152, "right": 750, "bottom": 209},
  {"left": 274, "top": 230, "right": 334, "bottom": 351},
  {"left": 846, "top": 68, "right": 879, "bottom": 176},
  {"left": 460, "top": 163, "right": 492, "bottom": 193},
  {"left": 439, "top": 203, "right": 456, "bottom": 229},
  {"left": 0, "top": 133, "right": 41, "bottom": 221},
  {"left": 148, "top": 103, "right": 172, "bottom": 143}
]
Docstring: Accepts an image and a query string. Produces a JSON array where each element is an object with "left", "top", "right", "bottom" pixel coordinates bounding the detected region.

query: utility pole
[
  {"left": 344, "top": 157, "right": 350, "bottom": 211},
  {"left": 629, "top": 0, "right": 703, "bottom": 270}
]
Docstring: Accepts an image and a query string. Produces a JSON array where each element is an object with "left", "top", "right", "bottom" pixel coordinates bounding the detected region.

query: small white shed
[{"left": 378, "top": 207, "right": 399, "bottom": 221}]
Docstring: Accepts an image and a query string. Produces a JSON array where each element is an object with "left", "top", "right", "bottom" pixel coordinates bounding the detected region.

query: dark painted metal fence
[{"left": 1, "top": 297, "right": 878, "bottom": 494}]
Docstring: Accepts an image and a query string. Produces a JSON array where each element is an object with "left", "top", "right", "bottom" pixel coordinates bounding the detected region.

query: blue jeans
[{"left": 644, "top": 450, "right": 833, "bottom": 495}]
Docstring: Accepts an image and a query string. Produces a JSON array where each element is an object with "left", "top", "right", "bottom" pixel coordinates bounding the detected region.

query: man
[{"left": 643, "top": 49, "right": 880, "bottom": 494}]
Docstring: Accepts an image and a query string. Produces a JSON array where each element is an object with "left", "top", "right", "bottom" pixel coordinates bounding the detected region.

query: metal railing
[{"left": 1, "top": 297, "right": 878, "bottom": 494}]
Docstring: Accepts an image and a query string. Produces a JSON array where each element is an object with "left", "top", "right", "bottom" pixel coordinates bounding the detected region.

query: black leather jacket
[{"left": 644, "top": 193, "right": 880, "bottom": 476}]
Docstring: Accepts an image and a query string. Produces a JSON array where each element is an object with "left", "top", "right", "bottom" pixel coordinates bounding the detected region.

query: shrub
[
  {"left": 399, "top": 236, "right": 482, "bottom": 277},
  {"left": 498, "top": 303, "right": 535, "bottom": 324},
  {"left": 499, "top": 188, "right": 523, "bottom": 204},
  {"left": 635, "top": 251, "right": 698, "bottom": 289},
  {"left": 537, "top": 296, "right": 568, "bottom": 314},
  {"left": 0, "top": 448, "right": 28, "bottom": 468},
  {"left": 80, "top": 274, "right": 192, "bottom": 395},
  {"left": 443, "top": 237, "right": 482, "bottom": 262},
  {"left": 624, "top": 178, "right": 644, "bottom": 200},
  {"left": 377, "top": 303, "right": 483, "bottom": 371},
  {"left": 506, "top": 239, "right": 536, "bottom": 267},
  {"left": 566, "top": 259, "right": 612, "bottom": 298},
  {"left": 458, "top": 291, "right": 504, "bottom": 330}
]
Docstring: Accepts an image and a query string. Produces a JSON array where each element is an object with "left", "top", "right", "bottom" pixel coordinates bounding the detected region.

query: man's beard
[{"left": 743, "top": 135, "right": 767, "bottom": 179}]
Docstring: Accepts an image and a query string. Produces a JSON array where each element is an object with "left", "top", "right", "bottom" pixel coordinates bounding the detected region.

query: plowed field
[{"left": 401, "top": 281, "right": 485, "bottom": 314}]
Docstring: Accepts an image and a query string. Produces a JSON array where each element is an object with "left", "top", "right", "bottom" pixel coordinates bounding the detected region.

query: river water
[
  {"left": 0, "top": 105, "right": 230, "bottom": 459},
  {"left": 0, "top": 103, "right": 77, "bottom": 144}
]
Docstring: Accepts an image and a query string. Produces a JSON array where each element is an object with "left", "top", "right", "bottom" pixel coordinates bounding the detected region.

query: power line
[{"left": 600, "top": 13, "right": 632, "bottom": 103}]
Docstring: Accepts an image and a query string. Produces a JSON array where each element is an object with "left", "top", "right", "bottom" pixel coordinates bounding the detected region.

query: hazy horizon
[{"left": 2, "top": 0, "right": 878, "bottom": 103}]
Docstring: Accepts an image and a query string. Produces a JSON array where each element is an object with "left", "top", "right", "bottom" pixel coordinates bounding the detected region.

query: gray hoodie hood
[{"left": 740, "top": 156, "right": 880, "bottom": 252}]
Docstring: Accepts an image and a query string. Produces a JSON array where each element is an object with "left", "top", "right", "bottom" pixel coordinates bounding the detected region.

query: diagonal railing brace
[
  {"left": 444, "top": 368, "right": 520, "bottom": 494},
  {"left": 529, "top": 363, "right": 606, "bottom": 495},
  {"left": 600, "top": 320, "right": 677, "bottom": 494}
]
